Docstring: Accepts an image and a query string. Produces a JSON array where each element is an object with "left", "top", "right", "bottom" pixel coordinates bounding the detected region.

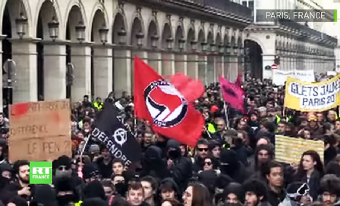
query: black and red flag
[
  {"left": 134, "top": 57, "right": 204, "bottom": 147},
  {"left": 219, "top": 75, "right": 245, "bottom": 113}
]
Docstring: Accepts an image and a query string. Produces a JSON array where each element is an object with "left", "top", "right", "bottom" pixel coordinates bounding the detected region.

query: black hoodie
[
  {"left": 83, "top": 180, "right": 106, "bottom": 200},
  {"left": 166, "top": 140, "right": 192, "bottom": 191},
  {"left": 219, "top": 149, "right": 250, "bottom": 184},
  {"left": 0, "top": 163, "right": 11, "bottom": 190},
  {"left": 223, "top": 182, "right": 245, "bottom": 203},
  {"left": 140, "top": 145, "right": 170, "bottom": 180}
]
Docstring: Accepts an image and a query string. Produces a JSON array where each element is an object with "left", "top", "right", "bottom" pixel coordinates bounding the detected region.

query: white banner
[
  {"left": 327, "top": 71, "right": 337, "bottom": 76},
  {"left": 272, "top": 70, "right": 315, "bottom": 85}
]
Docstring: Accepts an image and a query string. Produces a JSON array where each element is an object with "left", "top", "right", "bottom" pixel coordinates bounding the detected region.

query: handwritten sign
[
  {"left": 275, "top": 135, "right": 324, "bottom": 163},
  {"left": 9, "top": 99, "right": 71, "bottom": 162}
]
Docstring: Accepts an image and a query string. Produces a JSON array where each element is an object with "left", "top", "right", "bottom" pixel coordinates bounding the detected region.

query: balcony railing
[
  {"left": 278, "top": 19, "right": 337, "bottom": 44},
  {"left": 203, "top": 0, "right": 252, "bottom": 19},
  {"left": 165, "top": 0, "right": 252, "bottom": 20}
]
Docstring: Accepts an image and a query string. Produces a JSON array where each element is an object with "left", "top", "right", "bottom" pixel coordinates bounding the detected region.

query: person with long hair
[
  {"left": 182, "top": 182, "right": 212, "bottom": 206},
  {"left": 161, "top": 198, "right": 183, "bottom": 206},
  {"left": 294, "top": 150, "right": 325, "bottom": 201}
]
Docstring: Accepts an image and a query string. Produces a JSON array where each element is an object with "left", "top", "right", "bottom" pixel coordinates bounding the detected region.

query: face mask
[
  {"left": 168, "top": 150, "right": 180, "bottom": 159},
  {"left": 115, "top": 182, "right": 127, "bottom": 196},
  {"left": 55, "top": 169, "right": 72, "bottom": 177}
]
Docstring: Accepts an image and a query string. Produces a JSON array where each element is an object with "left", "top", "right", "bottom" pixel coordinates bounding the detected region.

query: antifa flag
[
  {"left": 134, "top": 56, "right": 204, "bottom": 147},
  {"left": 91, "top": 101, "right": 141, "bottom": 166},
  {"left": 219, "top": 75, "right": 244, "bottom": 113},
  {"left": 168, "top": 73, "right": 205, "bottom": 103}
]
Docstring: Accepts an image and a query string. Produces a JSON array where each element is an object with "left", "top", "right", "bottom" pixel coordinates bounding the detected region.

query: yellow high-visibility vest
[
  {"left": 93, "top": 102, "right": 103, "bottom": 110},
  {"left": 207, "top": 123, "right": 216, "bottom": 133}
]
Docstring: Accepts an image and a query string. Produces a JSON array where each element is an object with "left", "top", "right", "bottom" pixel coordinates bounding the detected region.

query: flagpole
[
  {"left": 134, "top": 116, "right": 137, "bottom": 137},
  {"left": 79, "top": 134, "right": 91, "bottom": 163},
  {"left": 204, "top": 126, "right": 212, "bottom": 139},
  {"left": 223, "top": 102, "right": 230, "bottom": 129}
]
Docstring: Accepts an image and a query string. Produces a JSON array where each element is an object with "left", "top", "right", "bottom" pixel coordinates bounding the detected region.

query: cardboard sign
[
  {"left": 275, "top": 135, "right": 324, "bottom": 164},
  {"left": 8, "top": 99, "right": 71, "bottom": 162}
]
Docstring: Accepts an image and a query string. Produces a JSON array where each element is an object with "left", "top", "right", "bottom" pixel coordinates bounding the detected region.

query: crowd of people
[{"left": 0, "top": 77, "right": 339, "bottom": 206}]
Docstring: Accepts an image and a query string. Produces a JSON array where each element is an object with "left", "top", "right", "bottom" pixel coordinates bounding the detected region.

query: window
[
  {"left": 249, "top": 1, "right": 254, "bottom": 9},
  {"left": 242, "top": 1, "right": 247, "bottom": 6}
]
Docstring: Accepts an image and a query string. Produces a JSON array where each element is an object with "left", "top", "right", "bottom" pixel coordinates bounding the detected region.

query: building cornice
[
  {"left": 125, "top": 0, "right": 251, "bottom": 29},
  {"left": 40, "top": 39, "right": 70, "bottom": 46},
  {"left": 245, "top": 24, "right": 336, "bottom": 48},
  {"left": 8, "top": 38, "right": 41, "bottom": 44}
]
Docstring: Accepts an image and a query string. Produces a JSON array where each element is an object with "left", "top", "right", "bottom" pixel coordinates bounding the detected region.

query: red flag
[
  {"left": 134, "top": 57, "right": 204, "bottom": 147},
  {"left": 219, "top": 75, "right": 244, "bottom": 113},
  {"left": 169, "top": 73, "right": 205, "bottom": 102},
  {"left": 234, "top": 74, "right": 242, "bottom": 88}
]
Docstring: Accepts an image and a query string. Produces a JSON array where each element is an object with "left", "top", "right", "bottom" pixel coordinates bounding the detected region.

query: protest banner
[
  {"left": 92, "top": 101, "right": 142, "bottom": 167},
  {"left": 272, "top": 69, "right": 315, "bottom": 85},
  {"left": 275, "top": 135, "right": 324, "bottom": 164},
  {"left": 327, "top": 71, "right": 337, "bottom": 76},
  {"left": 284, "top": 74, "right": 340, "bottom": 112},
  {"left": 8, "top": 99, "right": 72, "bottom": 162}
]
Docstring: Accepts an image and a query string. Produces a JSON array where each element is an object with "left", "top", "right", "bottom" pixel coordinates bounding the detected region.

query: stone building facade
[
  {"left": 245, "top": 0, "right": 338, "bottom": 79},
  {"left": 0, "top": 0, "right": 252, "bottom": 106}
]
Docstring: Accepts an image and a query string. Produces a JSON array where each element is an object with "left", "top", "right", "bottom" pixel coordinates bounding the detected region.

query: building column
[
  {"left": 315, "top": 58, "right": 320, "bottom": 73},
  {"left": 11, "top": 39, "right": 38, "bottom": 103},
  {"left": 70, "top": 44, "right": 91, "bottom": 101},
  {"left": 148, "top": 51, "right": 162, "bottom": 74},
  {"left": 207, "top": 55, "right": 215, "bottom": 84},
  {"left": 175, "top": 54, "right": 187, "bottom": 74},
  {"left": 224, "top": 56, "right": 230, "bottom": 79},
  {"left": 131, "top": 51, "right": 147, "bottom": 93},
  {"left": 230, "top": 55, "right": 238, "bottom": 81},
  {"left": 303, "top": 54, "right": 308, "bottom": 70},
  {"left": 216, "top": 56, "right": 224, "bottom": 79},
  {"left": 281, "top": 55, "right": 286, "bottom": 70},
  {"left": 292, "top": 54, "right": 297, "bottom": 70},
  {"left": 335, "top": 47, "right": 340, "bottom": 72},
  {"left": 93, "top": 46, "right": 113, "bottom": 99},
  {"left": 43, "top": 42, "right": 66, "bottom": 100},
  {"left": 310, "top": 56, "right": 314, "bottom": 70},
  {"left": 262, "top": 54, "right": 275, "bottom": 79},
  {"left": 114, "top": 49, "right": 131, "bottom": 96},
  {"left": 162, "top": 52, "right": 175, "bottom": 75},
  {"left": 0, "top": 35, "right": 5, "bottom": 111},
  {"left": 198, "top": 55, "right": 208, "bottom": 85},
  {"left": 187, "top": 54, "right": 199, "bottom": 79}
]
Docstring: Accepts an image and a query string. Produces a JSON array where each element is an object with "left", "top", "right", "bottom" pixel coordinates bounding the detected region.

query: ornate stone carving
[
  {"left": 136, "top": 6, "right": 141, "bottom": 15},
  {"left": 190, "top": 19, "right": 195, "bottom": 27},
  {"left": 201, "top": 21, "right": 205, "bottom": 26},
  {"left": 118, "top": 0, "right": 124, "bottom": 10}
]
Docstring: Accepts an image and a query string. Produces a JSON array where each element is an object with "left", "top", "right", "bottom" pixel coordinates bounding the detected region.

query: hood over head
[
  {"left": 83, "top": 180, "right": 106, "bottom": 200},
  {"left": 223, "top": 182, "right": 245, "bottom": 203}
]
